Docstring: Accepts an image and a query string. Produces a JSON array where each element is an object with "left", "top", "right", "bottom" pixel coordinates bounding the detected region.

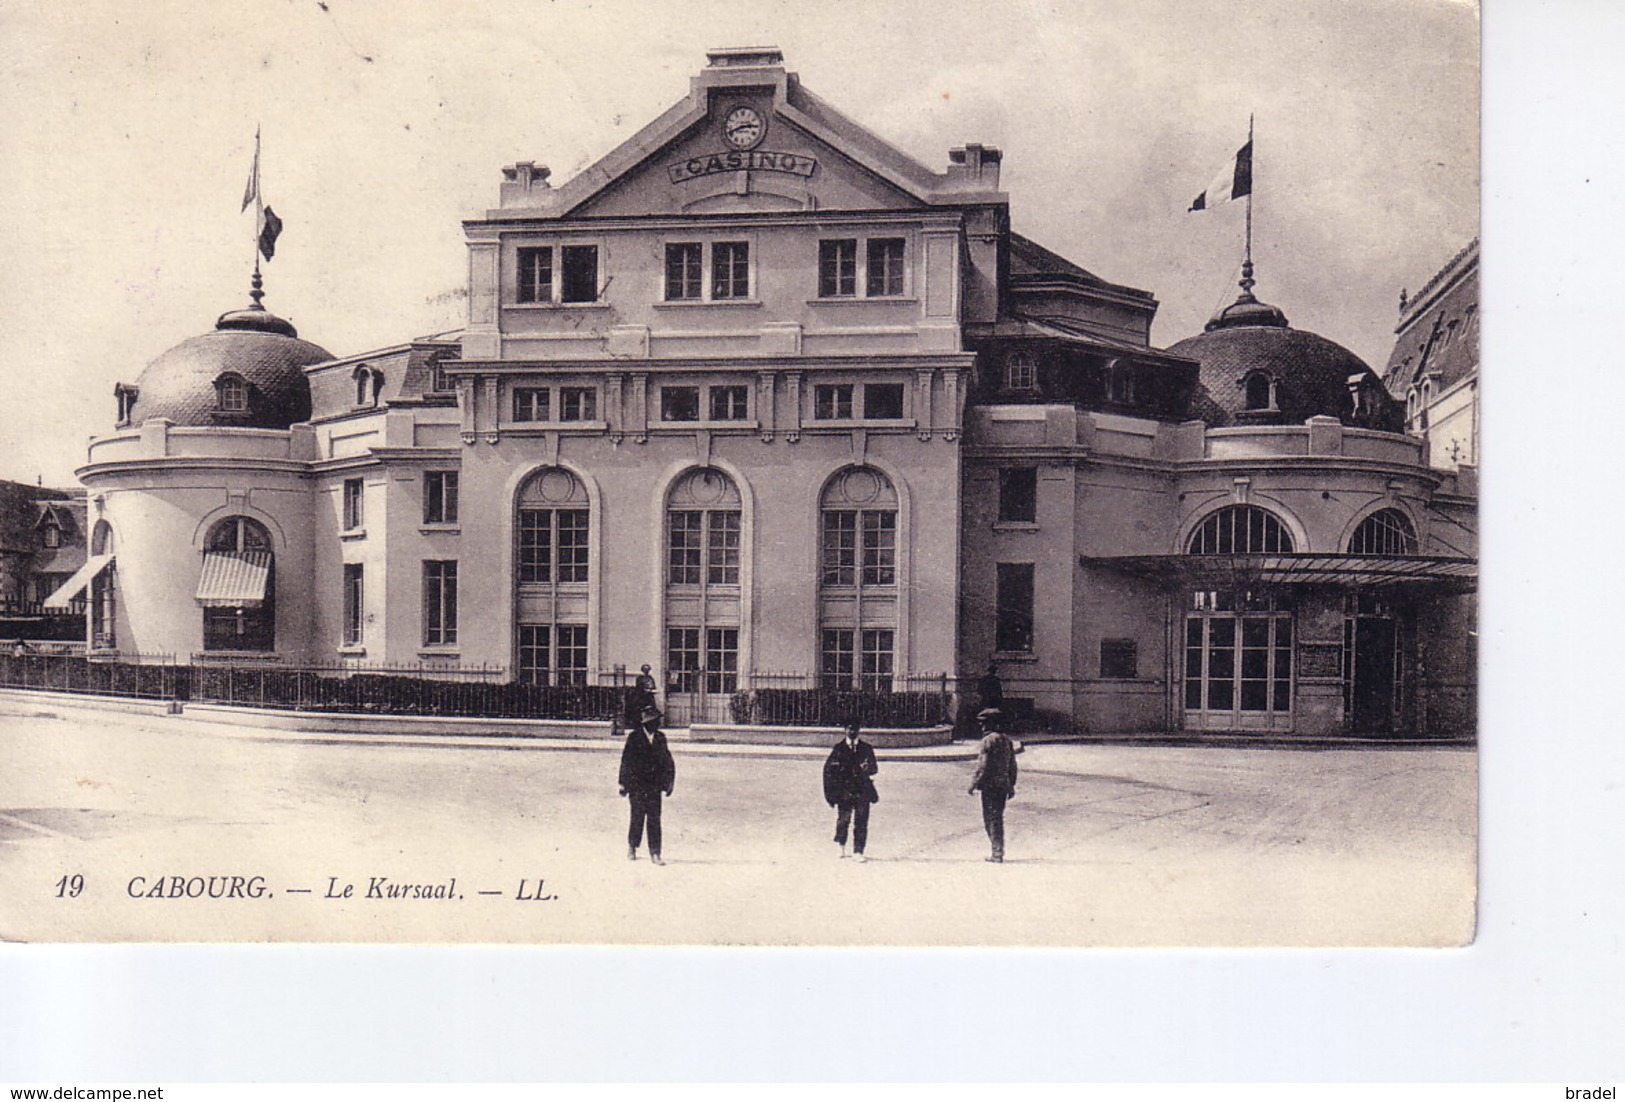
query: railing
[
  {"left": 0, "top": 652, "right": 182, "bottom": 701},
  {"left": 725, "top": 671, "right": 955, "bottom": 728}
]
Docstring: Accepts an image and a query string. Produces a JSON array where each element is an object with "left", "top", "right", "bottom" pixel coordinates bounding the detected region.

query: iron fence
[
  {"left": 0, "top": 652, "right": 182, "bottom": 701},
  {"left": 726, "top": 671, "right": 956, "bottom": 728}
]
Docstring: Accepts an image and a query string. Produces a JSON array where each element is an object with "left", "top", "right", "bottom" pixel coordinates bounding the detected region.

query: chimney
[
  {"left": 947, "top": 143, "right": 1003, "bottom": 190},
  {"left": 499, "top": 162, "right": 552, "bottom": 207}
]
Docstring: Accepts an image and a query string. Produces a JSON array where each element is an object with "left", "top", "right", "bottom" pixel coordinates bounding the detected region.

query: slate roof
[
  {"left": 1383, "top": 240, "right": 1478, "bottom": 396},
  {"left": 126, "top": 308, "right": 330, "bottom": 429}
]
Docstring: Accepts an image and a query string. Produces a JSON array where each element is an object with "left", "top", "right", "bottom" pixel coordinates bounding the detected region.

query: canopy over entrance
[
  {"left": 1083, "top": 553, "right": 1477, "bottom": 593},
  {"left": 42, "top": 554, "right": 114, "bottom": 611}
]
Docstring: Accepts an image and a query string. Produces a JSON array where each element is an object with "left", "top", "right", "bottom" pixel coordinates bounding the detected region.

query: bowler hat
[
  {"left": 640, "top": 706, "right": 663, "bottom": 722},
  {"left": 976, "top": 707, "right": 1003, "bottom": 721}
]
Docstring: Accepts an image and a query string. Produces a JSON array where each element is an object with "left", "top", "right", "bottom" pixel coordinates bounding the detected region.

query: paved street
[{"left": 0, "top": 697, "right": 1476, "bottom": 946}]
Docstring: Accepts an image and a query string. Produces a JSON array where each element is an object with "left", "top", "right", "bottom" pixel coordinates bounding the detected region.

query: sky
[{"left": 0, "top": 0, "right": 1479, "bottom": 486}]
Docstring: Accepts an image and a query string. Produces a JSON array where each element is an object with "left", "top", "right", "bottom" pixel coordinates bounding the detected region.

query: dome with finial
[
  {"left": 1167, "top": 262, "right": 1402, "bottom": 431},
  {"left": 120, "top": 274, "right": 330, "bottom": 430}
]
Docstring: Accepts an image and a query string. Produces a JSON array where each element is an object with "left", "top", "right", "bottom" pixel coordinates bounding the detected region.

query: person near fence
[
  {"left": 977, "top": 663, "right": 1004, "bottom": 712},
  {"left": 619, "top": 704, "right": 675, "bottom": 865},
  {"left": 968, "top": 707, "right": 1018, "bottom": 863},
  {"left": 822, "top": 722, "right": 879, "bottom": 861},
  {"left": 625, "top": 663, "right": 658, "bottom": 728}
]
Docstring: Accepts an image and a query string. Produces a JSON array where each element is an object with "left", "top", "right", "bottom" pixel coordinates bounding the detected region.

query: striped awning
[
  {"left": 195, "top": 551, "right": 272, "bottom": 608},
  {"left": 1083, "top": 553, "right": 1477, "bottom": 591},
  {"left": 42, "top": 554, "right": 114, "bottom": 611}
]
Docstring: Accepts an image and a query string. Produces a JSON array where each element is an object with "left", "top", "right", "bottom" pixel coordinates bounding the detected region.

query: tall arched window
[
  {"left": 664, "top": 468, "right": 743, "bottom": 720},
  {"left": 819, "top": 466, "right": 899, "bottom": 691},
  {"left": 515, "top": 468, "right": 590, "bottom": 685},
  {"left": 1348, "top": 508, "right": 1417, "bottom": 555},
  {"left": 199, "top": 516, "right": 275, "bottom": 651},
  {"left": 1186, "top": 505, "right": 1295, "bottom": 555},
  {"left": 90, "top": 521, "right": 116, "bottom": 649}
]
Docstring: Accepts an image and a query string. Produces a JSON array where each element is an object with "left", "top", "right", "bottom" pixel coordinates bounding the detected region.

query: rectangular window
[
  {"left": 705, "top": 628, "right": 739, "bottom": 694},
  {"left": 707, "top": 512, "right": 740, "bottom": 584},
  {"left": 818, "top": 239, "right": 857, "bottom": 297},
  {"left": 558, "top": 386, "right": 597, "bottom": 422},
  {"left": 423, "top": 560, "right": 458, "bottom": 647},
  {"left": 556, "top": 510, "right": 589, "bottom": 582},
  {"left": 861, "top": 511, "right": 897, "bottom": 586},
  {"left": 517, "top": 509, "right": 553, "bottom": 583},
  {"left": 995, "top": 562, "right": 1035, "bottom": 653},
  {"left": 560, "top": 245, "right": 598, "bottom": 303},
  {"left": 1100, "top": 638, "right": 1138, "bottom": 679},
  {"left": 517, "top": 624, "right": 588, "bottom": 686},
  {"left": 821, "top": 511, "right": 857, "bottom": 586},
  {"left": 860, "top": 629, "right": 894, "bottom": 692},
  {"left": 863, "top": 383, "right": 905, "bottom": 420},
  {"left": 998, "top": 467, "right": 1038, "bottom": 524},
  {"left": 555, "top": 624, "right": 588, "bottom": 686},
  {"left": 517, "top": 625, "right": 549, "bottom": 685},
  {"left": 814, "top": 384, "right": 853, "bottom": 420},
  {"left": 513, "top": 387, "right": 549, "bottom": 422},
  {"left": 866, "top": 238, "right": 906, "bottom": 297},
  {"left": 710, "top": 385, "right": 749, "bottom": 421},
  {"left": 342, "top": 479, "right": 364, "bottom": 531},
  {"left": 820, "top": 628, "right": 855, "bottom": 691},
  {"left": 342, "top": 563, "right": 364, "bottom": 646},
  {"left": 517, "top": 247, "right": 552, "bottom": 304},
  {"left": 667, "top": 627, "right": 701, "bottom": 693},
  {"left": 665, "top": 243, "right": 703, "bottom": 301},
  {"left": 711, "top": 241, "right": 750, "bottom": 299},
  {"left": 660, "top": 386, "right": 701, "bottom": 422},
  {"left": 668, "top": 512, "right": 703, "bottom": 585},
  {"left": 424, "top": 471, "right": 459, "bottom": 524}
]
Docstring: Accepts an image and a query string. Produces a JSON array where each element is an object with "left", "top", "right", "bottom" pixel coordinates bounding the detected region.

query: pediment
[{"left": 566, "top": 92, "right": 933, "bottom": 217}]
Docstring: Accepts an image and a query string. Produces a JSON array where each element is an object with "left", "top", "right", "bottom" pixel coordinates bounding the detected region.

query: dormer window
[
  {"left": 1243, "top": 372, "right": 1276, "bottom": 411},
  {"left": 114, "top": 383, "right": 139, "bottom": 426},
  {"left": 353, "top": 365, "right": 384, "bottom": 408},
  {"left": 1003, "top": 351, "right": 1037, "bottom": 392},
  {"left": 215, "top": 373, "right": 248, "bottom": 413},
  {"left": 1107, "top": 361, "right": 1136, "bottom": 404},
  {"left": 42, "top": 520, "right": 62, "bottom": 549}
]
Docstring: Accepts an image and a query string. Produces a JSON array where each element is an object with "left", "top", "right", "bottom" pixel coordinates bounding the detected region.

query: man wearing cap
[
  {"left": 619, "top": 705, "right": 676, "bottom": 865},
  {"left": 968, "top": 707, "right": 1018, "bottom": 863},
  {"left": 822, "top": 722, "right": 879, "bottom": 861}
]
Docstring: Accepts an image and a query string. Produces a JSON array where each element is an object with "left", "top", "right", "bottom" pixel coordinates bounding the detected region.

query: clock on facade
[{"left": 722, "top": 105, "right": 765, "bottom": 150}]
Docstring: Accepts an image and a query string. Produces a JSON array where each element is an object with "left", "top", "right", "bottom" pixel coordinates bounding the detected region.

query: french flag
[{"left": 1189, "top": 138, "right": 1253, "bottom": 211}]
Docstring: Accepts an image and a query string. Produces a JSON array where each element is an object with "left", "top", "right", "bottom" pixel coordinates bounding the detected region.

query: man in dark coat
[
  {"left": 619, "top": 705, "right": 676, "bottom": 865},
  {"left": 968, "top": 707, "right": 1018, "bottom": 862},
  {"left": 823, "top": 722, "right": 879, "bottom": 861}
]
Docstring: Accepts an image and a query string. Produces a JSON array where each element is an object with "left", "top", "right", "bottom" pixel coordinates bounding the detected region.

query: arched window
[
  {"left": 90, "top": 521, "right": 116, "bottom": 649},
  {"left": 354, "top": 365, "right": 384, "bottom": 407},
  {"left": 215, "top": 373, "right": 248, "bottom": 413},
  {"left": 1107, "top": 361, "right": 1136, "bottom": 404},
  {"left": 1244, "top": 372, "right": 1275, "bottom": 410},
  {"left": 819, "top": 467, "right": 899, "bottom": 691},
  {"left": 664, "top": 468, "right": 743, "bottom": 717},
  {"left": 514, "top": 468, "right": 590, "bottom": 686},
  {"left": 1187, "top": 505, "right": 1295, "bottom": 555},
  {"left": 200, "top": 516, "right": 275, "bottom": 651},
  {"left": 1348, "top": 508, "right": 1417, "bottom": 555},
  {"left": 1002, "top": 350, "right": 1037, "bottom": 392}
]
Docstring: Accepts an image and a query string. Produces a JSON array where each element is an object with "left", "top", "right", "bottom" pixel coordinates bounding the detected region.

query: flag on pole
[
  {"left": 1189, "top": 138, "right": 1253, "bottom": 211},
  {"left": 242, "top": 128, "right": 261, "bottom": 213},
  {"left": 258, "top": 206, "right": 283, "bottom": 261}
]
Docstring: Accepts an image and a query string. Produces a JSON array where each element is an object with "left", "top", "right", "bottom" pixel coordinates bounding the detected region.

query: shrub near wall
[{"left": 730, "top": 688, "right": 952, "bottom": 728}]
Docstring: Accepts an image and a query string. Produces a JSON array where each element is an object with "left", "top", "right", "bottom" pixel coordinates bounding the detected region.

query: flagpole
[
  {"left": 1241, "top": 113, "right": 1255, "bottom": 298},
  {"left": 251, "top": 127, "right": 264, "bottom": 308}
]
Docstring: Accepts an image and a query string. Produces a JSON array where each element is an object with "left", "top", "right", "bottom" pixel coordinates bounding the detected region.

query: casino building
[{"left": 60, "top": 48, "right": 1476, "bottom": 736}]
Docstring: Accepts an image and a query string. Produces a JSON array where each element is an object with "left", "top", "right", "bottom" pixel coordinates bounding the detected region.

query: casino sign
[{"left": 668, "top": 150, "right": 818, "bottom": 184}]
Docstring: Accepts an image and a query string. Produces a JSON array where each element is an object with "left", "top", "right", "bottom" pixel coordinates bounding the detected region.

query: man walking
[
  {"left": 968, "top": 707, "right": 1018, "bottom": 862},
  {"left": 823, "top": 722, "right": 879, "bottom": 861},
  {"left": 619, "top": 705, "right": 675, "bottom": 865}
]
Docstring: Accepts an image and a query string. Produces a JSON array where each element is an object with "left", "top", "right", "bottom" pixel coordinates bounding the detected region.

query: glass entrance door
[{"left": 1183, "top": 591, "right": 1295, "bottom": 732}]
